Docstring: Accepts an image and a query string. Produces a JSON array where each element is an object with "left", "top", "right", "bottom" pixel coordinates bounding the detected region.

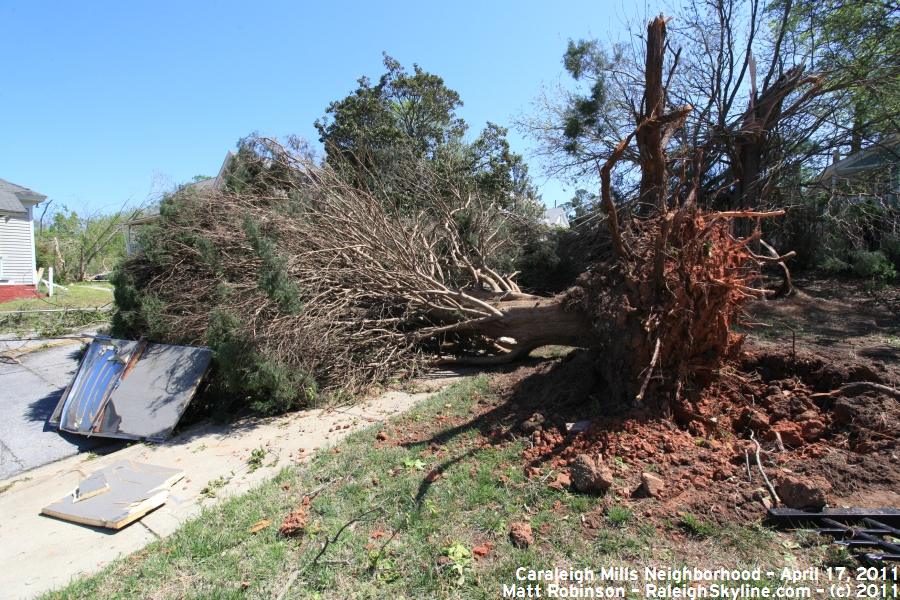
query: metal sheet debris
[
  {"left": 565, "top": 420, "right": 591, "bottom": 434},
  {"left": 51, "top": 336, "right": 212, "bottom": 442},
  {"left": 41, "top": 460, "right": 184, "bottom": 529}
]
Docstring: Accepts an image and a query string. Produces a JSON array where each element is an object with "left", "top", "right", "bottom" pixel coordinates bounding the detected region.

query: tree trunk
[{"left": 437, "top": 295, "right": 595, "bottom": 365}]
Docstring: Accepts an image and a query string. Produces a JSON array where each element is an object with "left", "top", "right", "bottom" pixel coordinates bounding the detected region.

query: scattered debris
[
  {"left": 570, "top": 454, "right": 613, "bottom": 495},
  {"left": 509, "top": 521, "right": 533, "bottom": 548},
  {"left": 520, "top": 412, "right": 545, "bottom": 434},
  {"left": 472, "top": 541, "right": 493, "bottom": 559},
  {"left": 279, "top": 496, "right": 311, "bottom": 536},
  {"left": 565, "top": 420, "right": 591, "bottom": 434},
  {"left": 750, "top": 431, "right": 781, "bottom": 507},
  {"left": 52, "top": 337, "right": 212, "bottom": 442},
  {"left": 249, "top": 519, "right": 272, "bottom": 533},
  {"left": 247, "top": 447, "right": 267, "bottom": 472},
  {"left": 274, "top": 570, "right": 299, "bottom": 600},
  {"left": 41, "top": 460, "right": 184, "bottom": 529},
  {"left": 201, "top": 474, "right": 232, "bottom": 498}
]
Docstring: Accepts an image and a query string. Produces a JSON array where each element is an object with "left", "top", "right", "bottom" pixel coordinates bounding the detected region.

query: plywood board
[
  {"left": 41, "top": 460, "right": 184, "bottom": 529},
  {"left": 73, "top": 472, "right": 109, "bottom": 503}
]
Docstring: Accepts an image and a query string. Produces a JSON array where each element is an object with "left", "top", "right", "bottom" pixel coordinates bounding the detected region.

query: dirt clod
[
  {"left": 521, "top": 412, "right": 546, "bottom": 434},
  {"left": 509, "top": 521, "right": 533, "bottom": 548},
  {"left": 473, "top": 541, "right": 493, "bottom": 559},
  {"left": 549, "top": 471, "right": 571, "bottom": 490},
  {"left": 775, "top": 474, "right": 830, "bottom": 510},
  {"left": 279, "top": 496, "right": 311, "bottom": 536},
  {"left": 640, "top": 472, "right": 665, "bottom": 498},
  {"left": 770, "top": 421, "right": 804, "bottom": 447},
  {"left": 570, "top": 454, "right": 613, "bottom": 494}
]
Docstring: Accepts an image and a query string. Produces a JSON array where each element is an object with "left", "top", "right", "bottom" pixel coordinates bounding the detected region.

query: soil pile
[{"left": 501, "top": 343, "right": 899, "bottom": 523}]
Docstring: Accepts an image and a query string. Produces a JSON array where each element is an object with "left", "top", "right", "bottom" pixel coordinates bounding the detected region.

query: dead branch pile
[{"left": 116, "top": 149, "right": 580, "bottom": 405}]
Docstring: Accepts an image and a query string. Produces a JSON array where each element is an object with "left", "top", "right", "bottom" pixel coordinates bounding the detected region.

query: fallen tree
[{"left": 114, "top": 16, "right": 791, "bottom": 414}]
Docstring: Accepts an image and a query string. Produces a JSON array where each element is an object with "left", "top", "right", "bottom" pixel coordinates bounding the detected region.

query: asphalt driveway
[{"left": 0, "top": 343, "right": 119, "bottom": 480}]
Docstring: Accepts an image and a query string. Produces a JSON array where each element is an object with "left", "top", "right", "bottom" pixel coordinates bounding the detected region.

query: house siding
[{"left": 0, "top": 208, "right": 36, "bottom": 285}]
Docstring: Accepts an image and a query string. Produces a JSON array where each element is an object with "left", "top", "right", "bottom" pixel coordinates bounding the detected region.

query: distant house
[
  {"left": 541, "top": 206, "right": 570, "bottom": 229},
  {"left": 125, "top": 152, "right": 234, "bottom": 255},
  {"left": 0, "top": 178, "right": 46, "bottom": 299},
  {"left": 820, "top": 135, "right": 900, "bottom": 203}
]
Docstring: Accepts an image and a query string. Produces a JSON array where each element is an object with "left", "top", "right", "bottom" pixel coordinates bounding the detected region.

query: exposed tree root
[{"left": 811, "top": 382, "right": 900, "bottom": 401}]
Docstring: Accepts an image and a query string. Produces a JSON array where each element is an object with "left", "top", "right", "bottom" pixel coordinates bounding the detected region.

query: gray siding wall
[{"left": 0, "top": 208, "right": 36, "bottom": 285}]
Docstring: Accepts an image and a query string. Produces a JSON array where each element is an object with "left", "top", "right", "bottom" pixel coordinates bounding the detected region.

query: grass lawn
[
  {"left": 0, "top": 281, "right": 113, "bottom": 312},
  {"left": 43, "top": 376, "right": 847, "bottom": 599},
  {"left": 0, "top": 282, "right": 113, "bottom": 336}
]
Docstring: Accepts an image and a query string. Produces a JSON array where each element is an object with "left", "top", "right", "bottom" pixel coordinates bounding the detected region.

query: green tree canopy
[
  {"left": 315, "top": 54, "right": 537, "bottom": 211},
  {"left": 315, "top": 54, "right": 467, "bottom": 167}
]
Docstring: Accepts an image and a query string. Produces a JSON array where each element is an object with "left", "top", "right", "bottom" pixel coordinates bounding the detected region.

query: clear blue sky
[{"left": 1, "top": 0, "right": 665, "bottom": 215}]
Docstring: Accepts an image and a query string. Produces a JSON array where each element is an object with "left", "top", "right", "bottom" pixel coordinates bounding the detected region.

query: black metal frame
[{"left": 768, "top": 508, "right": 900, "bottom": 564}]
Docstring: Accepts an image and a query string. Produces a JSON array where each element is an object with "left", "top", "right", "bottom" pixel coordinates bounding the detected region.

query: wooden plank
[{"left": 41, "top": 460, "right": 184, "bottom": 530}]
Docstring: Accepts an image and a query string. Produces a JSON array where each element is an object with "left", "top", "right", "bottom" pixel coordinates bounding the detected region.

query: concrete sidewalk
[{"left": 0, "top": 374, "right": 460, "bottom": 599}]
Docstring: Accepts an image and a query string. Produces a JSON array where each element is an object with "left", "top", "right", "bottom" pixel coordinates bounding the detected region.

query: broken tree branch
[{"left": 750, "top": 431, "right": 780, "bottom": 507}]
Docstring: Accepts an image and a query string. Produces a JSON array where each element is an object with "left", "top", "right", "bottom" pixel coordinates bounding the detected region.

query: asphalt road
[{"left": 0, "top": 343, "right": 118, "bottom": 480}]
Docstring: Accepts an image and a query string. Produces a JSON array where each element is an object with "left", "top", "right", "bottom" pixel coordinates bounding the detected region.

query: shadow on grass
[{"left": 401, "top": 350, "right": 621, "bottom": 505}]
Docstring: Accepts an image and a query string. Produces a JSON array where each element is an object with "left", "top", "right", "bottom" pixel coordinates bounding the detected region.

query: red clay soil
[{"left": 506, "top": 342, "right": 900, "bottom": 524}]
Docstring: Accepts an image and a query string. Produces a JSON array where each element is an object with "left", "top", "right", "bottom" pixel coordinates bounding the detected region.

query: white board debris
[{"left": 41, "top": 460, "right": 184, "bottom": 529}]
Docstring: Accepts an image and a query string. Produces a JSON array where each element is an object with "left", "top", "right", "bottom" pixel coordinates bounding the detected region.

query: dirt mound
[{"left": 498, "top": 343, "right": 900, "bottom": 524}]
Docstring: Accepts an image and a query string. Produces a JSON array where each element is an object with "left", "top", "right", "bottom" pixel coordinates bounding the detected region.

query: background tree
[
  {"left": 522, "top": 0, "right": 899, "bottom": 277},
  {"left": 314, "top": 54, "right": 465, "bottom": 190},
  {"left": 315, "top": 54, "right": 537, "bottom": 208},
  {"left": 36, "top": 205, "right": 136, "bottom": 283}
]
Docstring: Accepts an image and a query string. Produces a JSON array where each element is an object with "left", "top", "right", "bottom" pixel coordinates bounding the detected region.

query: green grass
[
  {"left": 0, "top": 281, "right": 113, "bottom": 335},
  {"left": 679, "top": 513, "right": 719, "bottom": 538},
  {"left": 42, "top": 376, "right": 826, "bottom": 599},
  {"left": 0, "top": 281, "right": 113, "bottom": 311},
  {"left": 605, "top": 505, "right": 633, "bottom": 527}
]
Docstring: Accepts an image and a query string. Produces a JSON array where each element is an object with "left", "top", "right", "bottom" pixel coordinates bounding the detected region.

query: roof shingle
[{"left": 0, "top": 178, "right": 47, "bottom": 214}]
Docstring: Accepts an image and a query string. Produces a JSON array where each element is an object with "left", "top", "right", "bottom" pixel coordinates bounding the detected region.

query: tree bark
[{"left": 436, "top": 295, "right": 594, "bottom": 364}]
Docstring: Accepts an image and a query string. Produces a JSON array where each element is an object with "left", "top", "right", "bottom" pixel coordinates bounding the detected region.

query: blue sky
[{"left": 1, "top": 0, "right": 665, "bottom": 215}]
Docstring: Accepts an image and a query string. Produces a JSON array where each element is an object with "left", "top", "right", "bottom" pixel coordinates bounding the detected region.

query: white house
[
  {"left": 125, "top": 152, "right": 235, "bottom": 255},
  {"left": 820, "top": 134, "right": 900, "bottom": 202},
  {"left": 541, "top": 206, "right": 570, "bottom": 229},
  {"left": 0, "top": 178, "right": 46, "bottom": 294}
]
